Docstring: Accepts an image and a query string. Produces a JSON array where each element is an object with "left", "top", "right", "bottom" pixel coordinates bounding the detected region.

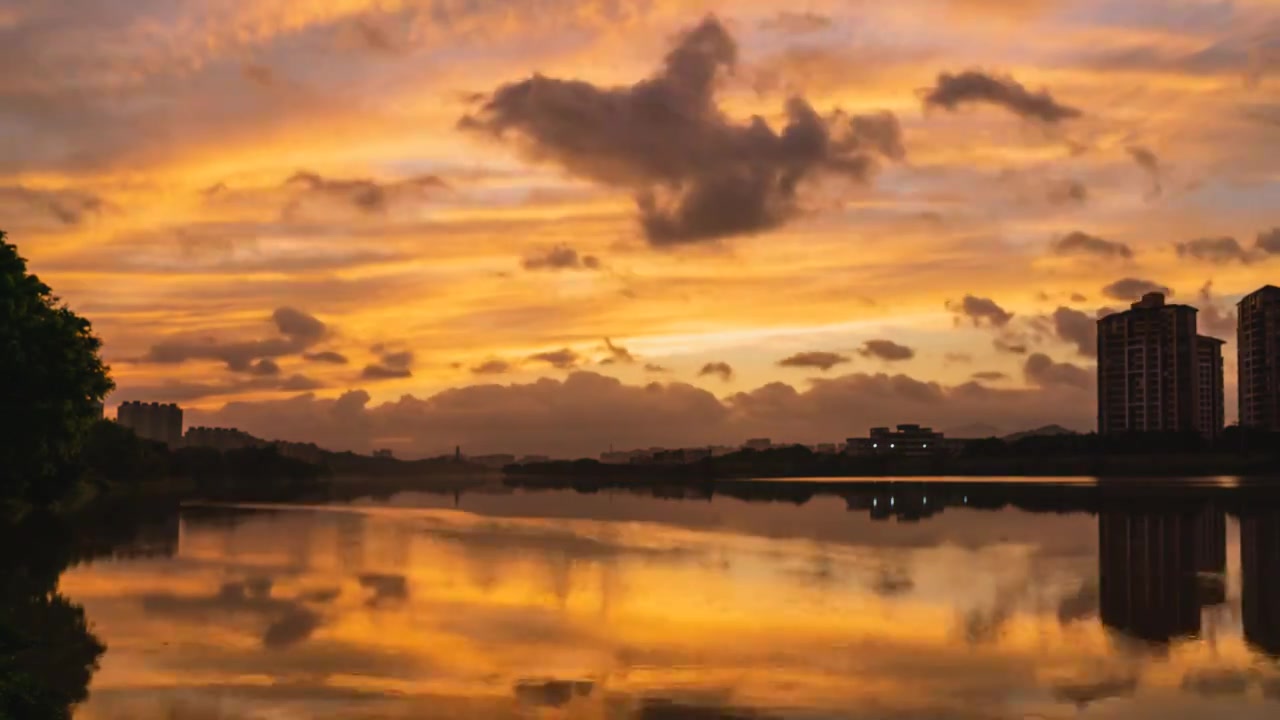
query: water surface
[{"left": 56, "top": 480, "right": 1280, "bottom": 719}]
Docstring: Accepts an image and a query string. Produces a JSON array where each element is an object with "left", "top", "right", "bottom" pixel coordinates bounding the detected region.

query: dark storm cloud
[
  {"left": 0, "top": 185, "right": 106, "bottom": 227},
  {"left": 922, "top": 70, "right": 1082, "bottom": 123},
  {"left": 1175, "top": 236, "right": 1253, "bottom": 263},
  {"left": 1046, "top": 178, "right": 1088, "bottom": 206},
  {"left": 302, "top": 351, "right": 349, "bottom": 365},
  {"left": 1125, "top": 145, "right": 1162, "bottom": 198},
  {"left": 471, "top": 359, "right": 514, "bottom": 375},
  {"left": 1051, "top": 231, "right": 1133, "bottom": 260},
  {"left": 971, "top": 371, "right": 1008, "bottom": 381},
  {"left": 282, "top": 170, "right": 447, "bottom": 218},
  {"left": 858, "top": 340, "right": 915, "bottom": 362},
  {"left": 1052, "top": 307, "right": 1096, "bottom": 357},
  {"left": 1024, "top": 353, "right": 1092, "bottom": 389},
  {"left": 142, "top": 307, "right": 328, "bottom": 371},
  {"left": 698, "top": 362, "right": 734, "bottom": 381},
  {"left": 947, "top": 295, "right": 1014, "bottom": 327},
  {"left": 777, "top": 351, "right": 851, "bottom": 371},
  {"left": 528, "top": 348, "right": 580, "bottom": 369},
  {"left": 461, "top": 16, "right": 903, "bottom": 245},
  {"left": 521, "top": 244, "right": 602, "bottom": 271},
  {"left": 1101, "top": 278, "right": 1172, "bottom": 301}
]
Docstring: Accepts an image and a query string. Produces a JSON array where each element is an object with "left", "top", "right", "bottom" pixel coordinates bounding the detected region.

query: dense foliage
[{"left": 1, "top": 232, "right": 114, "bottom": 506}]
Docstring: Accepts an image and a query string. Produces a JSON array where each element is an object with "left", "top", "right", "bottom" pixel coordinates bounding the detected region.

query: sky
[{"left": 5, "top": 0, "right": 1280, "bottom": 457}]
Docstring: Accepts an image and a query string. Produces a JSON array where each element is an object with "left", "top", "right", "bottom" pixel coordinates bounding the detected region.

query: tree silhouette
[{"left": 1, "top": 231, "right": 114, "bottom": 506}]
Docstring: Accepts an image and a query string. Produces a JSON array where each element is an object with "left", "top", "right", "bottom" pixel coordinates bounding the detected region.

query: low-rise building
[
  {"left": 183, "top": 426, "right": 265, "bottom": 451},
  {"left": 742, "top": 438, "right": 773, "bottom": 451},
  {"left": 846, "top": 424, "right": 952, "bottom": 457},
  {"left": 117, "top": 401, "right": 183, "bottom": 446}
]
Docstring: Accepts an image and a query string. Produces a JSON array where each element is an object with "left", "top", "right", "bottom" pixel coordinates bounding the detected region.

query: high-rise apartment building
[
  {"left": 1197, "top": 335, "right": 1225, "bottom": 439},
  {"left": 1238, "top": 285, "right": 1280, "bottom": 431},
  {"left": 1097, "top": 293, "right": 1205, "bottom": 434},
  {"left": 116, "top": 401, "right": 183, "bottom": 446}
]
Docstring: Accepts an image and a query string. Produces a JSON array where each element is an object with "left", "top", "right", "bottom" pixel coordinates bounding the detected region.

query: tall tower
[
  {"left": 1238, "top": 285, "right": 1280, "bottom": 431},
  {"left": 1097, "top": 293, "right": 1202, "bottom": 434}
]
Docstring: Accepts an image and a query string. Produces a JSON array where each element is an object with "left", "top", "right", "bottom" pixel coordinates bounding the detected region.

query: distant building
[
  {"left": 601, "top": 449, "right": 651, "bottom": 464},
  {"left": 742, "top": 438, "right": 772, "bottom": 451},
  {"left": 373, "top": 449, "right": 394, "bottom": 459},
  {"left": 116, "top": 401, "right": 183, "bottom": 446},
  {"left": 1239, "top": 285, "right": 1280, "bottom": 432},
  {"left": 275, "top": 440, "right": 325, "bottom": 465},
  {"left": 1197, "top": 335, "right": 1226, "bottom": 439},
  {"left": 519, "top": 455, "right": 550, "bottom": 464},
  {"left": 183, "top": 426, "right": 265, "bottom": 451},
  {"left": 845, "top": 424, "right": 952, "bottom": 456},
  {"left": 470, "top": 454, "right": 516, "bottom": 469},
  {"left": 1097, "top": 293, "right": 1205, "bottom": 435},
  {"left": 810, "top": 443, "right": 839, "bottom": 454}
]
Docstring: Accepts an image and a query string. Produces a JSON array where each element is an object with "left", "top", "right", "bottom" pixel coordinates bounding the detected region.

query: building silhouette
[
  {"left": 1238, "top": 285, "right": 1280, "bottom": 432},
  {"left": 1197, "top": 335, "right": 1226, "bottom": 439},
  {"left": 1098, "top": 503, "right": 1225, "bottom": 645},
  {"left": 845, "top": 424, "right": 966, "bottom": 456},
  {"left": 1097, "top": 293, "right": 1224, "bottom": 436},
  {"left": 116, "top": 401, "right": 183, "bottom": 446},
  {"left": 1240, "top": 507, "right": 1280, "bottom": 657},
  {"left": 183, "top": 426, "right": 264, "bottom": 451}
]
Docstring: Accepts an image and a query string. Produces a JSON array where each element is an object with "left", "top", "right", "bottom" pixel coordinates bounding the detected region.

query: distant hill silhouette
[
  {"left": 1002, "top": 424, "right": 1079, "bottom": 443},
  {"left": 945, "top": 423, "right": 1003, "bottom": 438}
]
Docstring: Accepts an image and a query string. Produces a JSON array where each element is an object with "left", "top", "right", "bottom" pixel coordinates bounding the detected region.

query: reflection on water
[{"left": 31, "top": 482, "right": 1280, "bottom": 718}]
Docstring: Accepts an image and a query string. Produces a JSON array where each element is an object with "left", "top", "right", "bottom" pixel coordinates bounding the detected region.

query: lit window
[
  {"left": 923, "top": 444, "right": 928, "bottom": 448},
  {"left": 890, "top": 443, "right": 895, "bottom": 448},
  {"left": 890, "top": 497, "right": 895, "bottom": 506}
]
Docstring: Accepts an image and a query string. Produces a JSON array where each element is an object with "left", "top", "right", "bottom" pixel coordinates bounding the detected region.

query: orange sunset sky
[{"left": 4, "top": 0, "right": 1280, "bottom": 456}]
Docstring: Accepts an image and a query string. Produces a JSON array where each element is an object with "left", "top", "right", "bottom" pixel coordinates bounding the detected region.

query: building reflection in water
[
  {"left": 1098, "top": 502, "right": 1226, "bottom": 646},
  {"left": 1241, "top": 505, "right": 1280, "bottom": 657}
]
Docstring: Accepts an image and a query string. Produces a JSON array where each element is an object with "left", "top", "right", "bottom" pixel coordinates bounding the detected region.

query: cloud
[
  {"left": 1052, "top": 675, "right": 1137, "bottom": 706},
  {"left": 189, "top": 371, "right": 1096, "bottom": 458},
  {"left": 461, "top": 16, "right": 903, "bottom": 245},
  {"left": 944, "top": 352, "right": 973, "bottom": 364},
  {"left": 528, "top": 348, "right": 580, "bottom": 369},
  {"left": 247, "top": 358, "right": 281, "bottom": 376},
  {"left": 361, "top": 348, "right": 414, "bottom": 380},
  {"left": 1052, "top": 307, "right": 1096, "bottom": 357},
  {"left": 281, "top": 170, "right": 447, "bottom": 219},
  {"left": 521, "top": 244, "right": 602, "bottom": 271},
  {"left": 858, "top": 340, "right": 916, "bottom": 362},
  {"left": 644, "top": 363, "right": 670, "bottom": 373},
  {"left": 242, "top": 63, "right": 274, "bottom": 87},
  {"left": 1258, "top": 228, "right": 1280, "bottom": 255},
  {"left": 358, "top": 573, "right": 408, "bottom": 606},
  {"left": 112, "top": 374, "right": 324, "bottom": 404},
  {"left": 947, "top": 295, "right": 1014, "bottom": 327},
  {"left": 471, "top": 359, "right": 514, "bottom": 375},
  {"left": 1046, "top": 179, "right": 1088, "bottom": 206},
  {"left": 971, "top": 371, "right": 1008, "bottom": 381},
  {"left": 1101, "top": 278, "right": 1172, "bottom": 301},
  {"left": 1126, "top": 145, "right": 1162, "bottom": 198},
  {"left": 759, "top": 11, "right": 834, "bottom": 34},
  {"left": 302, "top": 351, "right": 349, "bottom": 365},
  {"left": 1024, "top": 353, "right": 1092, "bottom": 389},
  {"left": 514, "top": 680, "right": 595, "bottom": 708},
  {"left": 1051, "top": 231, "right": 1133, "bottom": 260},
  {"left": 698, "top": 362, "right": 734, "bottom": 382},
  {"left": 1175, "top": 236, "right": 1253, "bottom": 264},
  {"left": 1070, "top": 293, "right": 1088, "bottom": 303},
  {"left": 1181, "top": 669, "right": 1251, "bottom": 697},
  {"left": 274, "top": 306, "right": 328, "bottom": 342},
  {"left": 141, "top": 307, "right": 328, "bottom": 371},
  {"left": 922, "top": 70, "right": 1081, "bottom": 123},
  {"left": 0, "top": 185, "right": 105, "bottom": 227},
  {"left": 1198, "top": 282, "right": 1238, "bottom": 338},
  {"left": 601, "top": 338, "right": 636, "bottom": 365},
  {"left": 993, "top": 338, "right": 1028, "bottom": 354},
  {"left": 777, "top": 351, "right": 851, "bottom": 371}
]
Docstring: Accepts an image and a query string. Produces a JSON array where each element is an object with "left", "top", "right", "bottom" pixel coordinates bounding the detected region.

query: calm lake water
[{"left": 56, "top": 480, "right": 1280, "bottom": 719}]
